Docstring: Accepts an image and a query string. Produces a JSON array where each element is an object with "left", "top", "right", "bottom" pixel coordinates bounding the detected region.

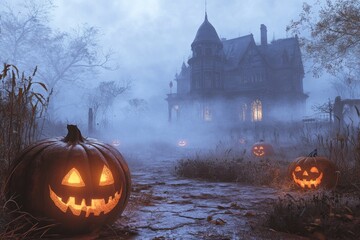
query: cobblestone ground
[{"left": 108, "top": 148, "right": 307, "bottom": 240}]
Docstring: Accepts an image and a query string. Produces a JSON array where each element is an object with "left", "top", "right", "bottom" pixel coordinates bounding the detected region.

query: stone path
[{"left": 112, "top": 149, "right": 307, "bottom": 240}]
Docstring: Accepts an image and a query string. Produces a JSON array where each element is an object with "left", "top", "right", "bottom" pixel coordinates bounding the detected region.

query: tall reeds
[{"left": 0, "top": 64, "right": 49, "bottom": 172}]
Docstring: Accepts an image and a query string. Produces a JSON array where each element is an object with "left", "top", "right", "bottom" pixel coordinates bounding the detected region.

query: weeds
[
  {"left": 267, "top": 192, "right": 360, "bottom": 239},
  {"left": 0, "top": 64, "right": 49, "bottom": 172},
  {"left": 175, "top": 147, "right": 290, "bottom": 187}
]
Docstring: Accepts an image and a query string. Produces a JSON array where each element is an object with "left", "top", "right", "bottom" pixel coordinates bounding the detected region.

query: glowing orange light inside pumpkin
[
  {"left": 292, "top": 165, "right": 323, "bottom": 189},
  {"left": 99, "top": 165, "right": 114, "bottom": 186},
  {"left": 50, "top": 165, "right": 120, "bottom": 217},
  {"left": 49, "top": 187, "right": 120, "bottom": 217},
  {"left": 253, "top": 146, "right": 265, "bottom": 156},
  {"left": 62, "top": 168, "right": 85, "bottom": 187}
]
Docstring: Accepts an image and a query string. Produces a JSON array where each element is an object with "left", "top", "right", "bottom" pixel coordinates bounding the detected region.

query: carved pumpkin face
[
  {"left": 111, "top": 139, "right": 121, "bottom": 147},
  {"left": 49, "top": 165, "right": 120, "bottom": 217},
  {"left": 289, "top": 153, "right": 337, "bottom": 190},
  {"left": 251, "top": 141, "right": 274, "bottom": 157},
  {"left": 239, "top": 138, "right": 246, "bottom": 145},
  {"left": 291, "top": 165, "right": 323, "bottom": 188},
  {"left": 5, "top": 125, "right": 131, "bottom": 235},
  {"left": 177, "top": 139, "right": 187, "bottom": 147},
  {"left": 253, "top": 145, "right": 265, "bottom": 156}
]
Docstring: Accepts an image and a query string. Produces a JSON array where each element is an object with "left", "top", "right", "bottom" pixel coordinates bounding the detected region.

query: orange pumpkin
[
  {"left": 251, "top": 140, "right": 274, "bottom": 157},
  {"left": 5, "top": 125, "right": 131, "bottom": 235},
  {"left": 288, "top": 149, "right": 338, "bottom": 189}
]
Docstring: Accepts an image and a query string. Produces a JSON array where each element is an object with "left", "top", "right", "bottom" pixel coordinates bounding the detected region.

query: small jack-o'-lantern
[
  {"left": 177, "top": 139, "right": 187, "bottom": 147},
  {"left": 288, "top": 149, "right": 338, "bottom": 189},
  {"left": 112, "top": 139, "right": 121, "bottom": 147},
  {"left": 5, "top": 125, "right": 131, "bottom": 235},
  {"left": 251, "top": 140, "right": 274, "bottom": 157},
  {"left": 239, "top": 137, "right": 247, "bottom": 145}
]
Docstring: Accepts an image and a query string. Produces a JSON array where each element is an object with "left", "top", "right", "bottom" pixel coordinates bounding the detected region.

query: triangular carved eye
[
  {"left": 310, "top": 167, "right": 319, "bottom": 173},
  {"left": 62, "top": 168, "right": 85, "bottom": 187},
  {"left": 99, "top": 165, "right": 114, "bottom": 186},
  {"left": 294, "top": 166, "right": 302, "bottom": 172}
]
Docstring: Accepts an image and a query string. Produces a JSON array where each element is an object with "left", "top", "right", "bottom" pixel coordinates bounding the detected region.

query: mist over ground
[{"left": 2, "top": 0, "right": 340, "bottom": 146}]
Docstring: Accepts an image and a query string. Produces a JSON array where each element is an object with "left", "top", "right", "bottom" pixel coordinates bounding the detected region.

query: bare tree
[
  {"left": 87, "top": 80, "right": 131, "bottom": 127},
  {"left": 0, "top": 0, "right": 117, "bottom": 117},
  {"left": 287, "top": 0, "right": 360, "bottom": 77},
  {"left": 331, "top": 70, "right": 360, "bottom": 98},
  {"left": 127, "top": 98, "right": 148, "bottom": 116},
  {"left": 312, "top": 98, "right": 334, "bottom": 123}
]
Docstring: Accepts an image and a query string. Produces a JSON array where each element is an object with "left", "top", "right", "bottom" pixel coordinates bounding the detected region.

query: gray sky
[{"left": 50, "top": 0, "right": 334, "bottom": 116}]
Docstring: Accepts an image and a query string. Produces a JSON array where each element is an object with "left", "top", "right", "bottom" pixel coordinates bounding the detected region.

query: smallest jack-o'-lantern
[
  {"left": 251, "top": 140, "right": 274, "bottom": 157},
  {"left": 177, "top": 139, "right": 188, "bottom": 147},
  {"left": 239, "top": 137, "right": 247, "bottom": 145},
  {"left": 112, "top": 139, "right": 121, "bottom": 147},
  {"left": 289, "top": 149, "right": 338, "bottom": 189}
]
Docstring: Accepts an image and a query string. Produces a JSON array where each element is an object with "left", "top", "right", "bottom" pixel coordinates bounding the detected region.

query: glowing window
[{"left": 251, "top": 99, "right": 262, "bottom": 122}]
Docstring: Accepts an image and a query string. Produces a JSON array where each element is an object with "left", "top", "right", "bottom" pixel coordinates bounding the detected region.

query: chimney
[{"left": 260, "top": 24, "right": 267, "bottom": 46}]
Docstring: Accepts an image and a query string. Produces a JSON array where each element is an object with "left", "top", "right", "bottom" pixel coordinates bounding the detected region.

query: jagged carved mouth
[
  {"left": 292, "top": 172, "right": 323, "bottom": 188},
  {"left": 49, "top": 186, "right": 120, "bottom": 217}
]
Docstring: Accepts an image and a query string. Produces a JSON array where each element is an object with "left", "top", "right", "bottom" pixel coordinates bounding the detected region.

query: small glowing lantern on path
[
  {"left": 112, "top": 139, "right": 121, "bottom": 147},
  {"left": 5, "top": 125, "right": 131, "bottom": 235},
  {"left": 177, "top": 139, "right": 188, "bottom": 147},
  {"left": 288, "top": 149, "right": 338, "bottom": 189},
  {"left": 251, "top": 140, "right": 274, "bottom": 157}
]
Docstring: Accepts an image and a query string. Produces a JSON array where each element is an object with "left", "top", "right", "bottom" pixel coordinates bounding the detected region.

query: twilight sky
[{"left": 49, "top": 1, "right": 335, "bottom": 116}]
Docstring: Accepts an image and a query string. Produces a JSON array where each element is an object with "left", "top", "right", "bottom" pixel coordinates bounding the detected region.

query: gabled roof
[
  {"left": 222, "top": 34, "right": 303, "bottom": 71},
  {"left": 258, "top": 37, "right": 303, "bottom": 70},
  {"left": 222, "top": 34, "right": 254, "bottom": 68}
]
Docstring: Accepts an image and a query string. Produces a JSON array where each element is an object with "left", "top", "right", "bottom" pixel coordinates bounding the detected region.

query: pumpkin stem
[
  {"left": 64, "top": 125, "right": 84, "bottom": 143},
  {"left": 308, "top": 149, "right": 317, "bottom": 157}
]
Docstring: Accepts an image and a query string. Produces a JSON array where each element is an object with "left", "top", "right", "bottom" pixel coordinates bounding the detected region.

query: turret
[{"left": 188, "top": 13, "right": 224, "bottom": 93}]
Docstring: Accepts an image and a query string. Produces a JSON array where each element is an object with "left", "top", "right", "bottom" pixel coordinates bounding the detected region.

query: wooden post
[
  {"left": 333, "top": 96, "right": 342, "bottom": 134},
  {"left": 88, "top": 108, "right": 94, "bottom": 134}
]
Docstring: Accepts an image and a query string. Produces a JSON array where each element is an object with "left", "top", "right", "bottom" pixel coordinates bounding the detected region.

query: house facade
[{"left": 166, "top": 13, "right": 307, "bottom": 127}]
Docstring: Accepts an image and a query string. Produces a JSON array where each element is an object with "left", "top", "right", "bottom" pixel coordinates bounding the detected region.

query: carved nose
[{"left": 303, "top": 171, "right": 309, "bottom": 176}]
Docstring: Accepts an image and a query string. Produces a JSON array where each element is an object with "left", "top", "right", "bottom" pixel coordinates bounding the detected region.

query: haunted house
[{"left": 166, "top": 13, "right": 307, "bottom": 126}]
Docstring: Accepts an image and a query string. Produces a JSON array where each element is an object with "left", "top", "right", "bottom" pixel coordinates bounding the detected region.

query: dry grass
[
  {"left": 0, "top": 195, "right": 140, "bottom": 239},
  {"left": 0, "top": 64, "right": 49, "bottom": 172},
  {"left": 0, "top": 197, "right": 60, "bottom": 239},
  {"left": 175, "top": 145, "right": 291, "bottom": 187},
  {"left": 266, "top": 192, "right": 360, "bottom": 239}
]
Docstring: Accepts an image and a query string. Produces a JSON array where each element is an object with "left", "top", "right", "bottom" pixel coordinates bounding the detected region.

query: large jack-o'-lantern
[
  {"left": 5, "top": 125, "right": 131, "bottom": 235},
  {"left": 288, "top": 149, "right": 338, "bottom": 189},
  {"left": 251, "top": 140, "right": 274, "bottom": 157}
]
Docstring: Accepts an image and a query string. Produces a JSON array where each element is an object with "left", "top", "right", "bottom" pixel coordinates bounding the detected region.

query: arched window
[
  {"left": 251, "top": 99, "right": 262, "bottom": 122},
  {"left": 240, "top": 103, "right": 247, "bottom": 121}
]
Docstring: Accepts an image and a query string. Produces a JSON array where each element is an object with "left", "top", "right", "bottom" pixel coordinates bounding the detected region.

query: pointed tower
[{"left": 188, "top": 13, "right": 224, "bottom": 94}]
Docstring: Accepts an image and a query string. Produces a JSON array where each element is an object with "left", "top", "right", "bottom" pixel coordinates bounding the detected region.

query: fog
[{"left": 1, "top": 0, "right": 340, "bottom": 149}]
